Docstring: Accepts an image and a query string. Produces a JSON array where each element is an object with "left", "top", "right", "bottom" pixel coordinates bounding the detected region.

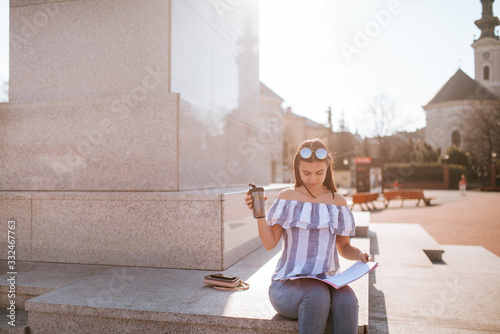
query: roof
[
  {"left": 283, "top": 109, "right": 328, "bottom": 129},
  {"left": 304, "top": 117, "right": 326, "bottom": 128},
  {"left": 425, "top": 69, "right": 498, "bottom": 106},
  {"left": 260, "top": 82, "right": 285, "bottom": 102}
]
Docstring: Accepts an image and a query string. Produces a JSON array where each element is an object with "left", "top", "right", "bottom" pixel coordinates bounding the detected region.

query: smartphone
[{"left": 204, "top": 273, "right": 239, "bottom": 282}]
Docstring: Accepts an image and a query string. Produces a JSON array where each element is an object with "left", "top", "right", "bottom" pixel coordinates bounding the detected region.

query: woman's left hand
[{"left": 358, "top": 250, "right": 373, "bottom": 263}]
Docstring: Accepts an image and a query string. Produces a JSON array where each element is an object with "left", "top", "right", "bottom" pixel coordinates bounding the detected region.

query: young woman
[{"left": 245, "top": 138, "right": 373, "bottom": 334}]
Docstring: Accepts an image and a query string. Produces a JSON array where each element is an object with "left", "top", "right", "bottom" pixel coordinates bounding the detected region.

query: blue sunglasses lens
[
  {"left": 300, "top": 148, "right": 312, "bottom": 159},
  {"left": 299, "top": 148, "right": 328, "bottom": 159},
  {"left": 315, "top": 148, "right": 328, "bottom": 159}
]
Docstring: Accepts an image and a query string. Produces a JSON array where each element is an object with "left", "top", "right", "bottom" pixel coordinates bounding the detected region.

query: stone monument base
[{"left": 0, "top": 186, "right": 284, "bottom": 270}]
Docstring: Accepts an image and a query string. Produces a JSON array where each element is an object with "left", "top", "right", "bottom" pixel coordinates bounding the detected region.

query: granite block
[
  {"left": 22, "top": 235, "right": 369, "bottom": 333},
  {"left": 30, "top": 191, "right": 222, "bottom": 202},
  {"left": 172, "top": 0, "right": 268, "bottom": 191},
  {"left": 177, "top": 98, "right": 273, "bottom": 191},
  {"left": 10, "top": 0, "right": 77, "bottom": 6},
  {"left": 8, "top": 0, "right": 269, "bottom": 193},
  {"left": 0, "top": 309, "right": 28, "bottom": 333},
  {"left": 0, "top": 187, "right": 292, "bottom": 270},
  {"left": 0, "top": 261, "right": 124, "bottom": 309},
  {"left": 221, "top": 185, "right": 283, "bottom": 269},
  {"left": 353, "top": 211, "right": 370, "bottom": 238},
  {"left": 0, "top": 193, "right": 32, "bottom": 261},
  {"left": 27, "top": 311, "right": 298, "bottom": 334},
  {"left": 31, "top": 192, "right": 222, "bottom": 269},
  {"left": 10, "top": 0, "right": 170, "bottom": 102},
  {"left": 0, "top": 93, "right": 178, "bottom": 191}
]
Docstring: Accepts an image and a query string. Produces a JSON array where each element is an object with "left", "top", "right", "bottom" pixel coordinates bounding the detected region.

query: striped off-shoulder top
[{"left": 266, "top": 199, "right": 356, "bottom": 280}]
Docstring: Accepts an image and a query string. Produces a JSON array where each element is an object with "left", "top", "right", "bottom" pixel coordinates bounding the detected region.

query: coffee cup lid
[{"left": 249, "top": 183, "right": 264, "bottom": 193}]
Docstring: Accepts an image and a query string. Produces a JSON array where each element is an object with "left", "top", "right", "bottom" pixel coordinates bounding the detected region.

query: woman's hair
[{"left": 293, "top": 138, "right": 337, "bottom": 198}]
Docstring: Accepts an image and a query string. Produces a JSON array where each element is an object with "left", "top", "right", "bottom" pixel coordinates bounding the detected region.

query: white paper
[{"left": 288, "top": 261, "right": 378, "bottom": 289}]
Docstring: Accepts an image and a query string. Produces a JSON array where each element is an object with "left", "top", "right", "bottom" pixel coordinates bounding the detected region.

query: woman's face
[{"left": 298, "top": 160, "right": 328, "bottom": 192}]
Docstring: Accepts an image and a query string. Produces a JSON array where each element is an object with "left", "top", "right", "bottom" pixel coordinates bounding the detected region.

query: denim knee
[
  {"left": 299, "top": 279, "right": 331, "bottom": 309},
  {"left": 330, "top": 285, "right": 359, "bottom": 333},
  {"left": 269, "top": 279, "right": 331, "bottom": 320},
  {"left": 331, "top": 285, "right": 358, "bottom": 313}
]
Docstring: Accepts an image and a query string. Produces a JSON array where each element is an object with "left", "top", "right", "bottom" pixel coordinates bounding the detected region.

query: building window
[
  {"left": 484, "top": 66, "right": 490, "bottom": 80},
  {"left": 452, "top": 130, "right": 461, "bottom": 147}
]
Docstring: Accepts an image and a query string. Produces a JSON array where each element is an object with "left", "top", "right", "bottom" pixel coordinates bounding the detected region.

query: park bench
[
  {"left": 350, "top": 192, "right": 379, "bottom": 211},
  {"left": 382, "top": 189, "right": 435, "bottom": 208}
]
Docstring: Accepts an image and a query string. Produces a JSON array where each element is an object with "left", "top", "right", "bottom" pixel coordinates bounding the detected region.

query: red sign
[{"left": 355, "top": 157, "right": 372, "bottom": 164}]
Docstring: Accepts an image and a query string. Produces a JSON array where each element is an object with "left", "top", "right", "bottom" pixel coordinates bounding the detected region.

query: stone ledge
[
  {"left": 353, "top": 211, "right": 370, "bottom": 238},
  {"left": 0, "top": 186, "right": 286, "bottom": 270},
  {"left": 0, "top": 309, "right": 29, "bottom": 334},
  {"left": 2, "top": 238, "right": 370, "bottom": 333}
]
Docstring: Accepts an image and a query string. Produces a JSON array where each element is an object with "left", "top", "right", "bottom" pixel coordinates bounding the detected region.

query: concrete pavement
[
  {"left": 364, "top": 189, "right": 500, "bottom": 333},
  {"left": 366, "top": 190, "right": 500, "bottom": 257}
]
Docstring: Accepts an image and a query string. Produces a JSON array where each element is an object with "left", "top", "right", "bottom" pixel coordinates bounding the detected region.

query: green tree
[
  {"left": 416, "top": 143, "right": 439, "bottom": 163},
  {"left": 441, "top": 146, "right": 471, "bottom": 167}
]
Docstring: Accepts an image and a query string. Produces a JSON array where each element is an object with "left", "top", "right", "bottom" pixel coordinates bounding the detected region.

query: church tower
[{"left": 472, "top": 0, "right": 500, "bottom": 96}]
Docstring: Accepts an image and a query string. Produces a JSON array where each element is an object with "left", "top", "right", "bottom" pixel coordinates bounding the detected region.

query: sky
[
  {"left": 1, "top": 1, "right": 499, "bottom": 137},
  {"left": 259, "top": 0, "right": 500, "bottom": 137}
]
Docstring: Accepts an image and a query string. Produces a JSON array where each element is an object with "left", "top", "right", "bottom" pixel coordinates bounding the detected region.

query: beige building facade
[{"left": 260, "top": 82, "right": 285, "bottom": 183}]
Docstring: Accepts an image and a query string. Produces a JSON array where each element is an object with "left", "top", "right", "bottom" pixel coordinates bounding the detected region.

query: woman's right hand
[
  {"left": 245, "top": 190, "right": 253, "bottom": 209},
  {"left": 244, "top": 190, "right": 268, "bottom": 210}
]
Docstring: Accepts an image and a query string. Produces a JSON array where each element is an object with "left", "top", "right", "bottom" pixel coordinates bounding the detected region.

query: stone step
[
  {"left": 0, "top": 309, "right": 29, "bottom": 334},
  {"left": 353, "top": 211, "right": 370, "bottom": 238},
  {"left": 2, "top": 238, "right": 371, "bottom": 334}
]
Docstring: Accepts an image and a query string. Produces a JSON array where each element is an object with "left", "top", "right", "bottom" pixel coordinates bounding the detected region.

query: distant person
[
  {"left": 393, "top": 179, "right": 400, "bottom": 190},
  {"left": 244, "top": 138, "right": 373, "bottom": 333},
  {"left": 459, "top": 174, "right": 467, "bottom": 196}
]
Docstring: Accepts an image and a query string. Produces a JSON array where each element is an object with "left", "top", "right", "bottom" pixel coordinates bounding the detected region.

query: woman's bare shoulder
[
  {"left": 331, "top": 193, "right": 348, "bottom": 206},
  {"left": 277, "top": 188, "right": 297, "bottom": 200}
]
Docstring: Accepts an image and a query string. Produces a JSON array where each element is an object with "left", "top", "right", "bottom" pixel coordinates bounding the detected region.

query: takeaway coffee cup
[{"left": 249, "top": 183, "right": 266, "bottom": 219}]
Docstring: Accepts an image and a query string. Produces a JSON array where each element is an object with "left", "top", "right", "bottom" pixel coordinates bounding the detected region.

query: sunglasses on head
[{"left": 299, "top": 147, "right": 328, "bottom": 160}]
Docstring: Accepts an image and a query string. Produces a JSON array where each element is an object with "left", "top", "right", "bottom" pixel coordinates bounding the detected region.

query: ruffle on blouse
[{"left": 267, "top": 199, "right": 355, "bottom": 236}]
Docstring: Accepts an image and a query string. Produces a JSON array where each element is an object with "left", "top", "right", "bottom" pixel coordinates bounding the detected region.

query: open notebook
[{"left": 287, "top": 261, "right": 378, "bottom": 289}]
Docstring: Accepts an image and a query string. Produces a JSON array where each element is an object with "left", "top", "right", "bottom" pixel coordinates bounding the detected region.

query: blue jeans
[{"left": 269, "top": 278, "right": 358, "bottom": 334}]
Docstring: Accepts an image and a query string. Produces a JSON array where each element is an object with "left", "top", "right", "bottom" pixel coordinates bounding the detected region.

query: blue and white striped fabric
[{"left": 267, "top": 199, "right": 356, "bottom": 280}]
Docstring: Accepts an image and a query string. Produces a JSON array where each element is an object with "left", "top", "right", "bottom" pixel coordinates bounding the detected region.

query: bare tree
[
  {"left": 367, "top": 94, "right": 398, "bottom": 137},
  {"left": 366, "top": 94, "right": 399, "bottom": 161},
  {"left": 463, "top": 101, "right": 500, "bottom": 166}
]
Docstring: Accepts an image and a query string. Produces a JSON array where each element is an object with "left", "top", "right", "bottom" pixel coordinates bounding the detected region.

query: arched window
[
  {"left": 484, "top": 66, "right": 490, "bottom": 80},
  {"left": 452, "top": 130, "right": 461, "bottom": 147}
]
